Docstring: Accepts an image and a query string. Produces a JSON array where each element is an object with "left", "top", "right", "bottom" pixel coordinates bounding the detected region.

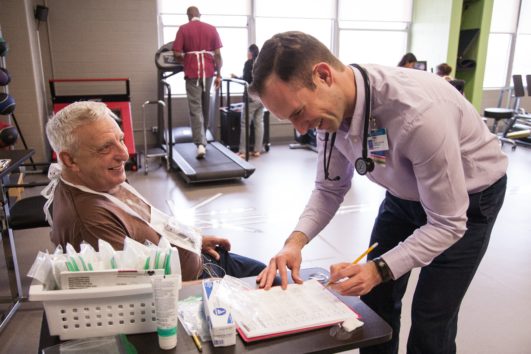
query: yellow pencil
[
  {"left": 325, "top": 242, "right": 378, "bottom": 288},
  {"left": 351, "top": 242, "right": 379, "bottom": 265},
  {"left": 192, "top": 331, "right": 202, "bottom": 352}
]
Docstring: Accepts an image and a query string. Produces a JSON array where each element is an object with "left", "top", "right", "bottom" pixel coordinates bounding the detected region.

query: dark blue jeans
[
  {"left": 360, "top": 175, "right": 507, "bottom": 354},
  {"left": 199, "top": 246, "right": 266, "bottom": 279}
]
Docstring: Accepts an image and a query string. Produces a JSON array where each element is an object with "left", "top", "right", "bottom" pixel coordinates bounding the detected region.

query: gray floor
[{"left": 1, "top": 142, "right": 530, "bottom": 354}]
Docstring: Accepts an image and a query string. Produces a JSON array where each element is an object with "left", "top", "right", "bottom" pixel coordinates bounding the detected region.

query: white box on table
[{"left": 202, "top": 278, "right": 236, "bottom": 347}]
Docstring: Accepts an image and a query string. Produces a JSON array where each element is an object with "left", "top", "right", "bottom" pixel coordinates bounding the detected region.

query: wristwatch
[{"left": 372, "top": 257, "right": 393, "bottom": 283}]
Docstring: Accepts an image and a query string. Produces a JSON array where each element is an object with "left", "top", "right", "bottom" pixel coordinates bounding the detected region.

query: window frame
[
  {"left": 484, "top": 0, "right": 530, "bottom": 90},
  {"left": 157, "top": 0, "right": 414, "bottom": 96}
]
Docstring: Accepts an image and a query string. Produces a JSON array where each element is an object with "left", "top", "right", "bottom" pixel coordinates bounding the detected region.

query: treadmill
[{"left": 155, "top": 42, "right": 255, "bottom": 184}]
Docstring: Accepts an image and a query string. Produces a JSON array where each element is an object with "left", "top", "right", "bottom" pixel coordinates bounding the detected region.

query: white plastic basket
[{"left": 29, "top": 281, "right": 157, "bottom": 340}]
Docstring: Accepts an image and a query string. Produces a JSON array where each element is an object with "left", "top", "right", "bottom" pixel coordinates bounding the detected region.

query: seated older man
[{"left": 43, "top": 101, "right": 265, "bottom": 281}]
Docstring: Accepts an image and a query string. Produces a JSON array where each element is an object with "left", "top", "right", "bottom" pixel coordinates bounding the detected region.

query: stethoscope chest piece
[{"left": 355, "top": 157, "right": 375, "bottom": 175}]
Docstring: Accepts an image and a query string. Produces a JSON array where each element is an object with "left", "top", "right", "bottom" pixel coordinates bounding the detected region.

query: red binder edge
[{"left": 236, "top": 307, "right": 362, "bottom": 343}]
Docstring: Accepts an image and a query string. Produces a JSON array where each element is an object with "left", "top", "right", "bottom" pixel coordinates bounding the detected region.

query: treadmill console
[{"left": 155, "top": 41, "right": 184, "bottom": 73}]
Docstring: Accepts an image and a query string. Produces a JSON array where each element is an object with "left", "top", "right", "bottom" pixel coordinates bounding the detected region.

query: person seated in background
[
  {"left": 436, "top": 62, "right": 454, "bottom": 81},
  {"left": 397, "top": 52, "right": 417, "bottom": 68},
  {"left": 231, "top": 44, "right": 264, "bottom": 158},
  {"left": 43, "top": 101, "right": 265, "bottom": 281},
  {"left": 436, "top": 63, "right": 465, "bottom": 94}
]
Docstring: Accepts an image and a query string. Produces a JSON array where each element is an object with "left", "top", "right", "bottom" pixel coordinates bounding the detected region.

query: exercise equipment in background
[
  {"left": 0, "top": 67, "right": 11, "bottom": 86},
  {"left": 0, "top": 36, "right": 8, "bottom": 57},
  {"left": 0, "top": 34, "right": 42, "bottom": 170},
  {"left": 502, "top": 74, "right": 531, "bottom": 147},
  {"left": 0, "top": 92, "right": 15, "bottom": 115},
  {"left": 483, "top": 74, "right": 531, "bottom": 150},
  {"left": 154, "top": 42, "right": 255, "bottom": 184},
  {"left": 0, "top": 122, "right": 18, "bottom": 148},
  {"left": 141, "top": 99, "right": 168, "bottom": 175},
  {"left": 49, "top": 78, "right": 138, "bottom": 170}
]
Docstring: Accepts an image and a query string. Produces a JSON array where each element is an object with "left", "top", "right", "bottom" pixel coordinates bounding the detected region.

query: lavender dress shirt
[{"left": 295, "top": 64, "right": 508, "bottom": 279}]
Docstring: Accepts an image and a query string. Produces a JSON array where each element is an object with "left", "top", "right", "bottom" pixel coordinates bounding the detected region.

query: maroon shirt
[{"left": 173, "top": 19, "right": 222, "bottom": 79}]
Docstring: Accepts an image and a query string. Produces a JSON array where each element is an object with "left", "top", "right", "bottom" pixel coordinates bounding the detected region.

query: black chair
[
  {"left": 449, "top": 79, "right": 465, "bottom": 94},
  {"left": 2, "top": 183, "right": 50, "bottom": 303},
  {"left": 9, "top": 195, "right": 49, "bottom": 230}
]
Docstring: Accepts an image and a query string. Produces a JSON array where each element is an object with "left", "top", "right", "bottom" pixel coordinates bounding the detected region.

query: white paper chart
[{"left": 235, "top": 279, "right": 359, "bottom": 339}]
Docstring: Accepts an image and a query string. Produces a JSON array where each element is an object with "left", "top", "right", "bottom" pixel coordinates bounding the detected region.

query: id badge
[{"left": 368, "top": 128, "right": 389, "bottom": 153}]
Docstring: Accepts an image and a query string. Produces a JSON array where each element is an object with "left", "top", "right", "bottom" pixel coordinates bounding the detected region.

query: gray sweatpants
[
  {"left": 185, "top": 77, "right": 214, "bottom": 146},
  {"left": 239, "top": 98, "right": 264, "bottom": 153}
]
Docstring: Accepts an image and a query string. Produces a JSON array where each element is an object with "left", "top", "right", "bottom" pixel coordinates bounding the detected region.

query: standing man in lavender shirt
[
  {"left": 173, "top": 6, "right": 223, "bottom": 159},
  {"left": 250, "top": 32, "right": 507, "bottom": 354}
]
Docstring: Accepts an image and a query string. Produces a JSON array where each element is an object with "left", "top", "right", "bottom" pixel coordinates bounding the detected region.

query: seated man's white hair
[{"left": 46, "top": 101, "right": 118, "bottom": 163}]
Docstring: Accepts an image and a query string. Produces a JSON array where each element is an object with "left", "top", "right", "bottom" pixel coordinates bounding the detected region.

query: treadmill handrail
[
  {"left": 220, "top": 78, "right": 252, "bottom": 160},
  {"left": 220, "top": 78, "right": 248, "bottom": 107},
  {"left": 161, "top": 80, "right": 173, "bottom": 164},
  {"left": 142, "top": 100, "right": 167, "bottom": 175}
]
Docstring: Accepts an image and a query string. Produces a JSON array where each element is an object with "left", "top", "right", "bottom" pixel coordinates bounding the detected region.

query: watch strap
[{"left": 372, "top": 257, "right": 393, "bottom": 282}]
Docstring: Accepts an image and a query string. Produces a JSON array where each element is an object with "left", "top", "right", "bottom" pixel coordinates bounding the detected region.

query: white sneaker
[{"left": 196, "top": 144, "right": 206, "bottom": 159}]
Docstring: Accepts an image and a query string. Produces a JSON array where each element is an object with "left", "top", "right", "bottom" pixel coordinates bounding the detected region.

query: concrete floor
[{"left": 1, "top": 142, "right": 530, "bottom": 354}]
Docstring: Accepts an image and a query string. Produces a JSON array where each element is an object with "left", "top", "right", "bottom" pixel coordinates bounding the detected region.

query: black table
[
  {"left": 0, "top": 149, "right": 35, "bottom": 332},
  {"left": 39, "top": 268, "right": 392, "bottom": 353}
]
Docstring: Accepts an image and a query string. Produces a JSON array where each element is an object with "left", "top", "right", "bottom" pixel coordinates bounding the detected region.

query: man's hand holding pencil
[{"left": 326, "top": 243, "right": 382, "bottom": 296}]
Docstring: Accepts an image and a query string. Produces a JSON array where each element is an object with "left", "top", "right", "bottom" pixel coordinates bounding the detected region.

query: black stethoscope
[{"left": 323, "top": 64, "right": 375, "bottom": 181}]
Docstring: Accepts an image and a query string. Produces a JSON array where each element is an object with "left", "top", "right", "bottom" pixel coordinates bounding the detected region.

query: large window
[
  {"left": 339, "top": 29, "right": 408, "bottom": 66},
  {"left": 158, "top": 0, "right": 413, "bottom": 95},
  {"left": 484, "top": 0, "right": 531, "bottom": 89},
  {"left": 338, "top": 0, "right": 412, "bottom": 65},
  {"left": 512, "top": 0, "right": 531, "bottom": 77},
  {"left": 255, "top": 0, "right": 335, "bottom": 52},
  {"left": 158, "top": 0, "right": 249, "bottom": 95},
  {"left": 484, "top": 34, "right": 513, "bottom": 88}
]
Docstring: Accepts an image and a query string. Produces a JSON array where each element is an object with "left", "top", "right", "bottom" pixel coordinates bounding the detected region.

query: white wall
[{"left": 43, "top": 0, "right": 160, "bottom": 146}]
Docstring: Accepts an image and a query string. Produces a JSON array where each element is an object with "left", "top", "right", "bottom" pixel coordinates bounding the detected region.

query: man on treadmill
[{"left": 173, "top": 6, "right": 223, "bottom": 159}]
